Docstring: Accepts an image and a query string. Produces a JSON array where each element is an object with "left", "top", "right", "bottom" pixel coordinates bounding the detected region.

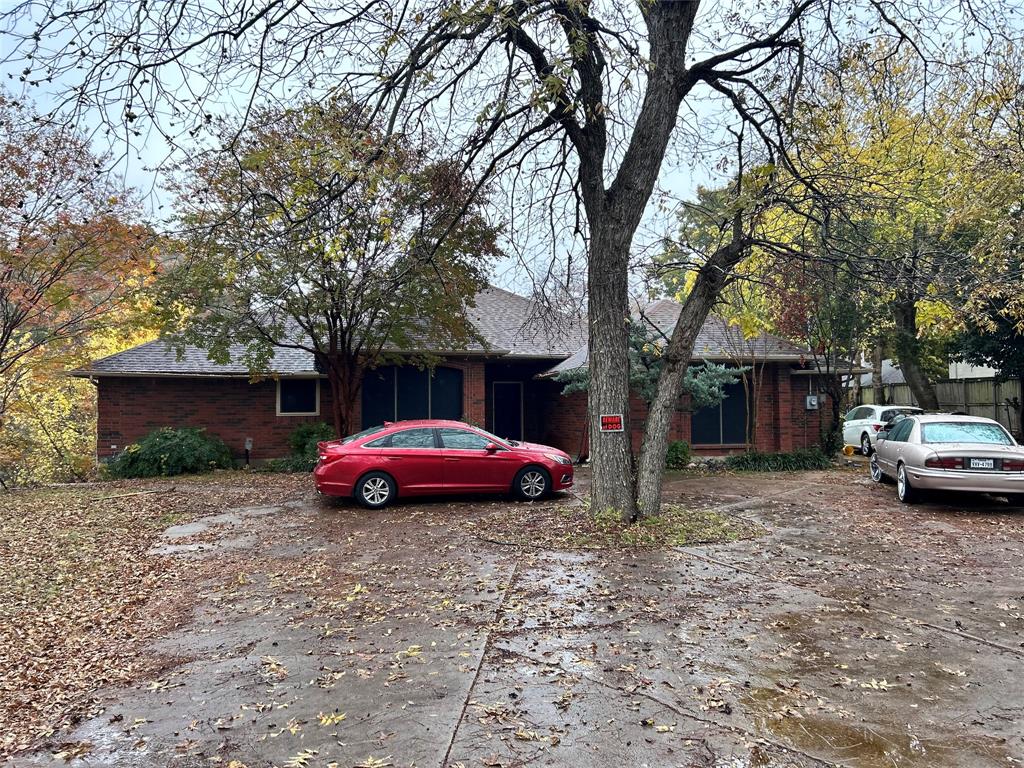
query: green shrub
[
  {"left": 665, "top": 440, "right": 692, "bottom": 470},
  {"left": 288, "top": 421, "right": 336, "bottom": 457},
  {"left": 724, "top": 448, "right": 833, "bottom": 472},
  {"left": 258, "top": 422, "right": 336, "bottom": 473},
  {"left": 106, "top": 427, "right": 234, "bottom": 478}
]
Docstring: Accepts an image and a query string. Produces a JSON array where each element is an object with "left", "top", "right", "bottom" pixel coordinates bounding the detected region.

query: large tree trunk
[
  {"left": 586, "top": 220, "right": 637, "bottom": 519},
  {"left": 634, "top": 237, "right": 746, "bottom": 517},
  {"left": 872, "top": 341, "right": 885, "bottom": 405},
  {"left": 581, "top": 0, "right": 699, "bottom": 520},
  {"left": 891, "top": 297, "right": 939, "bottom": 411}
]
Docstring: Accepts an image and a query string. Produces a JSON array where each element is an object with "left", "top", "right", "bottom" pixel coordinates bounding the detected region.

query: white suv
[{"left": 843, "top": 404, "right": 923, "bottom": 455}]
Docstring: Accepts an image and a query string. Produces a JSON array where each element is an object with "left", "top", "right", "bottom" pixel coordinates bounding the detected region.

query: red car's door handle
[
  {"left": 385, "top": 456, "right": 401, "bottom": 460},
  {"left": 444, "top": 457, "right": 459, "bottom": 462}
]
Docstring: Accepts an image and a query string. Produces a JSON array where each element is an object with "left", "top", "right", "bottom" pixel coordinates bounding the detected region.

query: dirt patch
[
  {"left": 466, "top": 496, "right": 763, "bottom": 549},
  {"left": 0, "top": 471, "right": 308, "bottom": 758}
]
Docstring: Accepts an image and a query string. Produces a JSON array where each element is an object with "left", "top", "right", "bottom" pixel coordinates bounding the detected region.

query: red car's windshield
[{"left": 921, "top": 422, "right": 1013, "bottom": 445}]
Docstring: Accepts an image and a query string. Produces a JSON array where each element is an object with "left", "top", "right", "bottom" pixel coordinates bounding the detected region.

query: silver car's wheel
[
  {"left": 513, "top": 467, "right": 549, "bottom": 500},
  {"left": 869, "top": 453, "right": 883, "bottom": 483},
  {"left": 356, "top": 472, "right": 395, "bottom": 509},
  {"left": 861, "top": 433, "right": 873, "bottom": 456},
  {"left": 896, "top": 463, "right": 916, "bottom": 504}
]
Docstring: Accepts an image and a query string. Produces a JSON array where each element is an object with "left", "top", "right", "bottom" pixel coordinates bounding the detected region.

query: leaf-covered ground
[
  {"left": 0, "top": 472, "right": 308, "bottom": 757},
  {"left": 467, "top": 496, "right": 763, "bottom": 549},
  {"left": 4, "top": 465, "right": 1024, "bottom": 767}
]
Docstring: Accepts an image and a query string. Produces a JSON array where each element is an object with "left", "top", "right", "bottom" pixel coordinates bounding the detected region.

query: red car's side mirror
[{"left": 485, "top": 442, "right": 499, "bottom": 452}]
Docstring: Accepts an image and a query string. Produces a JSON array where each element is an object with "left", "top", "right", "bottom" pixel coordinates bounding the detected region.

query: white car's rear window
[{"left": 921, "top": 422, "right": 1013, "bottom": 445}]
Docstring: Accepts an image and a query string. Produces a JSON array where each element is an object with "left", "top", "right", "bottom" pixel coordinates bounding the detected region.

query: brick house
[{"left": 75, "top": 287, "right": 828, "bottom": 462}]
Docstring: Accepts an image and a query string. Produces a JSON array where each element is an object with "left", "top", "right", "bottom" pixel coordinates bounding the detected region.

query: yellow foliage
[{"left": 0, "top": 323, "right": 157, "bottom": 485}]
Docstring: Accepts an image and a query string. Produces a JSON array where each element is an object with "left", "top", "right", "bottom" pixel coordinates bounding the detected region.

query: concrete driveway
[{"left": 16, "top": 465, "right": 1024, "bottom": 768}]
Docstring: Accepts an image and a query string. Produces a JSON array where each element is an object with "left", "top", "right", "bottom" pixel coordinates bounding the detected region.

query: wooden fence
[{"left": 856, "top": 377, "right": 1022, "bottom": 435}]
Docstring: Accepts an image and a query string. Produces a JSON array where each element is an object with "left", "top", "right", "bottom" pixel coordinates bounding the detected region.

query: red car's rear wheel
[{"left": 356, "top": 471, "right": 396, "bottom": 509}]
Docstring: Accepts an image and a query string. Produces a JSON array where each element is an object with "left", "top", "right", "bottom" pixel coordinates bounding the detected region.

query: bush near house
[
  {"left": 105, "top": 427, "right": 234, "bottom": 478},
  {"left": 665, "top": 440, "right": 692, "bottom": 470},
  {"left": 725, "top": 448, "right": 832, "bottom": 472},
  {"left": 262, "top": 422, "right": 336, "bottom": 473}
]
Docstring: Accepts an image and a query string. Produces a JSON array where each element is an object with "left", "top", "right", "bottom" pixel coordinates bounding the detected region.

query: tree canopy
[{"left": 158, "top": 99, "right": 500, "bottom": 435}]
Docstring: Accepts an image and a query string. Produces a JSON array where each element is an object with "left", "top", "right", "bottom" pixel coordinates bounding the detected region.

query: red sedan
[{"left": 313, "top": 419, "right": 574, "bottom": 508}]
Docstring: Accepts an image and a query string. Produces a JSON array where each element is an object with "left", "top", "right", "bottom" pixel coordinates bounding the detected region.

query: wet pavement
[{"left": 11, "top": 464, "right": 1024, "bottom": 767}]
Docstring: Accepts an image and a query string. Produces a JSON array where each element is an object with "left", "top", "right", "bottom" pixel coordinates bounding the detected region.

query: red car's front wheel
[{"left": 513, "top": 467, "right": 550, "bottom": 500}]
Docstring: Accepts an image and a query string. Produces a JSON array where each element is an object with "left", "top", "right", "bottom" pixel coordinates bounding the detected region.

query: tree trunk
[
  {"left": 576, "top": 0, "right": 699, "bottom": 520},
  {"left": 872, "top": 341, "right": 885, "bottom": 405},
  {"left": 634, "top": 238, "right": 746, "bottom": 517},
  {"left": 891, "top": 297, "right": 939, "bottom": 411},
  {"left": 586, "top": 221, "right": 637, "bottom": 520},
  {"left": 321, "top": 352, "right": 360, "bottom": 438}
]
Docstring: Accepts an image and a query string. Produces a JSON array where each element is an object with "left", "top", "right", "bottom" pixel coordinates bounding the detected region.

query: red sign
[{"left": 600, "top": 414, "right": 624, "bottom": 432}]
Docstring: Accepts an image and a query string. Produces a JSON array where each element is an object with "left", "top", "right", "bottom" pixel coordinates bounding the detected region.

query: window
[
  {"left": 887, "top": 419, "right": 914, "bottom": 442},
  {"left": 388, "top": 428, "right": 437, "bottom": 448},
  {"left": 922, "top": 422, "right": 1013, "bottom": 445},
  {"left": 691, "top": 379, "right": 748, "bottom": 445},
  {"left": 342, "top": 426, "right": 384, "bottom": 445},
  {"left": 361, "top": 366, "right": 464, "bottom": 428},
  {"left": 439, "top": 428, "right": 491, "bottom": 450},
  {"left": 278, "top": 378, "right": 319, "bottom": 415},
  {"left": 847, "top": 407, "right": 869, "bottom": 421},
  {"left": 880, "top": 407, "right": 921, "bottom": 422}
]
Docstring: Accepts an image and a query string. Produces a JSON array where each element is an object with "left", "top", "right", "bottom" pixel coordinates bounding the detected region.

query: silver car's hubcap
[
  {"left": 363, "top": 477, "right": 390, "bottom": 505},
  {"left": 870, "top": 456, "right": 881, "bottom": 481},
  {"left": 521, "top": 471, "right": 546, "bottom": 498},
  {"left": 897, "top": 467, "right": 906, "bottom": 498}
]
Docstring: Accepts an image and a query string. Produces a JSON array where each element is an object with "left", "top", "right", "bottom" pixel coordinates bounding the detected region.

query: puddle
[{"left": 743, "top": 686, "right": 1013, "bottom": 767}]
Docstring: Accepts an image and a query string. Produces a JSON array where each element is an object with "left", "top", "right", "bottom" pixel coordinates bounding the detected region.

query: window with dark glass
[
  {"left": 279, "top": 378, "right": 318, "bottom": 414},
  {"left": 361, "top": 366, "right": 464, "bottom": 428},
  {"left": 690, "top": 379, "right": 748, "bottom": 445}
]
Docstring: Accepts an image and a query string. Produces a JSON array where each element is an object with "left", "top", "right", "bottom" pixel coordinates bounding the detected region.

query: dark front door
[{"left": 492, "top": 382, "right": 523, "bottom": 441}]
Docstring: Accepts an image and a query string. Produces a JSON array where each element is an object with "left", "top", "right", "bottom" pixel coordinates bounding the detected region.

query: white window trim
[{"left": 276, "top": 377, "right": 321, "bottom": 416}]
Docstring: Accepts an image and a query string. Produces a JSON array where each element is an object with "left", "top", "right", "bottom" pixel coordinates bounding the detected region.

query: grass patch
[{"left": 471, "top": 500, "right": 762, "bottom": 551}]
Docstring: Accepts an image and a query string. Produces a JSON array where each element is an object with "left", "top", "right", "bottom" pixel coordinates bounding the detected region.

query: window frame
[{"left": 276, "top": 377, "right": 321, "bottom": 416}]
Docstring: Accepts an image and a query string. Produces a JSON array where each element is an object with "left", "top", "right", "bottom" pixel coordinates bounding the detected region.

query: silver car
[{"left": 870, "top": 414, "right": 1024, "bottom": 504}]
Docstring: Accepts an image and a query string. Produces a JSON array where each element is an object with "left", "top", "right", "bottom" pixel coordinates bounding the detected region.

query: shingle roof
[
  {"left": 543, "top": 298, "right": 810, "bottom": 377},
  {"left": 78, "top": 287, "right": 587, "bottom": 377}
]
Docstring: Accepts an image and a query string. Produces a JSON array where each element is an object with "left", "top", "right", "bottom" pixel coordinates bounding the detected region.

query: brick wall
[
  {"left": 538, "top": 362, "right": 827, "bottom": 460},
  {"left": 94, "top": 361, "right": 828, "bottom": 463},
  {"left": 96, "top": 376, "right": 331, "bottom": 461},
  {"left": 96, "top": 360, "right": 489, "bottom": 461}
]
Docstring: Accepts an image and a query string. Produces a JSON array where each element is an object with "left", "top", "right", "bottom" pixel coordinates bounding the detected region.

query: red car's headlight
[{"left": 544, "top": 453, "right": 571, "bottom": 465}]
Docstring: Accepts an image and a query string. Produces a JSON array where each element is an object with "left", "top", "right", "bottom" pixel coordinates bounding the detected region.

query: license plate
[{"left": 969, "top": 458, "right": 995, "bottom": 470}]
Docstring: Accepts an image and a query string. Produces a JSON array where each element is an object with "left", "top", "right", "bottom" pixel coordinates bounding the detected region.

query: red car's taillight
[
  {"left": 925, "top": 457, "right": 963, "bottom": 469},
  {"left": 1002, "top": 459, "right": 1024, "bottom": 472},
  {"left": 318, "top": 452, "right": 346, "bottom": 466}
]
